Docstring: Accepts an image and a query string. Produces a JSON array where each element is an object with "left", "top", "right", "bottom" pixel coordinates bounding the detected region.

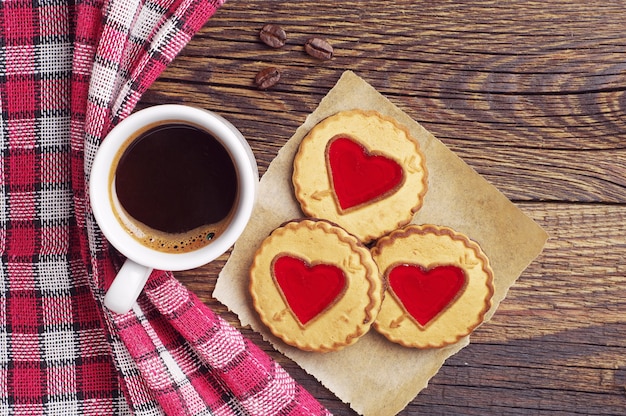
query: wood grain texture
[{"left": 138, "top": 1, "right": 626, "bottom": 414}]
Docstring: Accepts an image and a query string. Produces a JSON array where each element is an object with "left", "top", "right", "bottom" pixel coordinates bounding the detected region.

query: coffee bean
[
  {"left": 255, "top": 67, "right": 281, "bottom": 90},
  {"left": 259, "top": 24, "right": 287, "bottom": 48},
  {"left": 304, "top": 37, "right": 334, "bottom": 60}
]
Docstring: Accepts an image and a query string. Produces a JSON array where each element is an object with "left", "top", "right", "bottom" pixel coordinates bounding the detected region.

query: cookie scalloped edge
[
  {"left": 292, "top": 109, "right": 428, "bottom": 243},
  {"left": 249, "top": 218, "right": 383, "bottom": 352},
  {"left": 371, "top": 224, "right": 495, "bottom": 349}
]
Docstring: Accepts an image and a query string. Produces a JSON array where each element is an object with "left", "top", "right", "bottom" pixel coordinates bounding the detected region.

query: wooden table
[{"left": 137, "top": 1, "right": 626, "bottom": 414}]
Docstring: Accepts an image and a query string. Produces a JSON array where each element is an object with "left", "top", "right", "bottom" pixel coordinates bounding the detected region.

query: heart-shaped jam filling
[
  {"left": 387, "top": 264, "right": 467, "bottom": 327},
  {"left": 327, "top": 137, "right": 404, "bottom": 211},
  {"left": 272, "top": 255, "right": 347, "bottom": 326}
]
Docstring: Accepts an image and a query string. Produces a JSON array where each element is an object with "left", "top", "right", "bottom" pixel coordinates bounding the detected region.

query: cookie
[
  {"left": 292, "top": 109, "right": 428, "bottom": 243},
  {"left": 249, "top": 219, "right": 383, "bottom": 352},
  {"left": 371, "top": 224, "right": 494, "bottom": 348}
]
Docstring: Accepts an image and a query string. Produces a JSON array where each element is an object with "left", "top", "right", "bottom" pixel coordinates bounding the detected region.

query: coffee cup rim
[{"left": 89, "top": 104, "right": 258, "bottom": 271}]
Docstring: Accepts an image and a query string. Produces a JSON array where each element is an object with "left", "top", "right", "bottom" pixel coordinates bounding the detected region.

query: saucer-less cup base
[{"left": 90, "top": 105, "right": 258, "bottom": 314}]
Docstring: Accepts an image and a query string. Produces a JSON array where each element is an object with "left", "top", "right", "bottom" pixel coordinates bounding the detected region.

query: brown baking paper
[{"left": 214, "top": 71, "right": 548, "bottom": 416}]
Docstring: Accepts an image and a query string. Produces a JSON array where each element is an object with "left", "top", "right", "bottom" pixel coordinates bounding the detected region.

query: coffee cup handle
[{"left": 104, "top": 259, "right": 153, "bottom": 314}]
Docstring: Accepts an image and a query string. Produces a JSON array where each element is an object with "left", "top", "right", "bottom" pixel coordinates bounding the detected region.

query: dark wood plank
[
  {"left": 174, "top": 202, "right": 626, "bottom": 415},
  {"left": 140, "top": 1, "right": 626, "bottom": 414},
  {"left": 141, "top": 0, "right": 626, "bottom": 205}
]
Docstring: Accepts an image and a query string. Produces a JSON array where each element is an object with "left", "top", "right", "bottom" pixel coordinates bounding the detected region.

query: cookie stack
[{"left": 249, "top": 110, "right": 494, "bottom": 352}]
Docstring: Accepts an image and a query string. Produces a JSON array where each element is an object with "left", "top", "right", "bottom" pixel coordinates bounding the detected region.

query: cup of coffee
[{"left": 90, "top": 105, "right": 258, "bottom": 314}]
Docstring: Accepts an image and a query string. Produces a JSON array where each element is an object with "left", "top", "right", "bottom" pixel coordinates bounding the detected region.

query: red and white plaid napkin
[{"left": 0, "top": 0, "right": 331, "bottom": 414}]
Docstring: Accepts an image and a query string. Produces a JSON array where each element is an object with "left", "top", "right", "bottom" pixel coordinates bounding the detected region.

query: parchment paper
[{"left": 214, "top": 71, "right": 548, "bottom": 416}]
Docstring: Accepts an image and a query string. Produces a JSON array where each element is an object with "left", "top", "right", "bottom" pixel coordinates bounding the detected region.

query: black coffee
[{"left": 113, "top": 123, "right": 237, "bottom": 252}]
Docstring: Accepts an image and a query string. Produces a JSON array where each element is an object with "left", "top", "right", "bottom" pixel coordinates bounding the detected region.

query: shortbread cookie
[
  {"left": 293, "top": 109, "right": 428, "bottom": 243},
  {"left": 249, "top": 219, "right": 383, "bottom": 352},
  {"left": 371, "top": 224, "right": 494, "bottom": 348}
]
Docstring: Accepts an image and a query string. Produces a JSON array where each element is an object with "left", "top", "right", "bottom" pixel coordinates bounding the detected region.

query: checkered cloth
[{"left": 0, "top": 0, "right": 331, "bottom": 414}]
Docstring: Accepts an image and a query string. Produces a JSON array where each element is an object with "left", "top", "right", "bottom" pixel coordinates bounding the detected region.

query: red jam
[
  {"left": 272, "top": 255, "right": 347, "bottom": 326},
  {"left": 387, "top": 264, "right": 467, "bottom": 327},
  {"left": 327, "top": 137, "right": 404, "bottom": 211}
]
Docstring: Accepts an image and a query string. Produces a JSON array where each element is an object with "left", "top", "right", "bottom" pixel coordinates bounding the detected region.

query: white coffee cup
[{"left": 90, "top": 105, "right": 258, "bottom": 314}]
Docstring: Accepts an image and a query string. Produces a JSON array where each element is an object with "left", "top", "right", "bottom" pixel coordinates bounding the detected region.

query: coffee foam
[{"left": 111, "top": 176, "right": 234, "bottom": 254}]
